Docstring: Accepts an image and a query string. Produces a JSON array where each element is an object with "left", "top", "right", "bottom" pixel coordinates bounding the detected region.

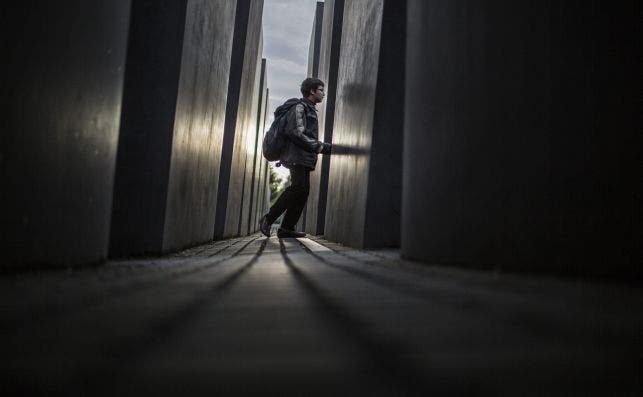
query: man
[{"left": 259, "top": 77, "right": 332, "bottom": 238}]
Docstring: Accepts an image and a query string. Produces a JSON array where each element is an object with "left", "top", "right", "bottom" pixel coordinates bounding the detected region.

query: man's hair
[{"left": 300, "top": 77, "right": 324, "bottom": 97}]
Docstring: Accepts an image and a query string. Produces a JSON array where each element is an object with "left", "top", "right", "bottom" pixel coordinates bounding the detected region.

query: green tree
[{"left": 269, "top": 165, "right": 284, "bottom": 206}]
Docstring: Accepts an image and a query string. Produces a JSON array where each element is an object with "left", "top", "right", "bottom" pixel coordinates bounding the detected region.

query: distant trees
[{"left": 269, "top": 165, "right": 284, "bottom": 206}]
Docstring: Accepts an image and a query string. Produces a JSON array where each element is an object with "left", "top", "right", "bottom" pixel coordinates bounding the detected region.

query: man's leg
[{"left": 280, "top": 165, "right": 310, "bottom": 231}]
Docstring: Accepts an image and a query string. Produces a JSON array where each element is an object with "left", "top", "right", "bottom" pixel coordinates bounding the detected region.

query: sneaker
[
  {"left": 277, "top": 228, "right": 306, "bottom": 238},
  {"left": 259, "top": 214, "right": 271, "bottom": 237}
]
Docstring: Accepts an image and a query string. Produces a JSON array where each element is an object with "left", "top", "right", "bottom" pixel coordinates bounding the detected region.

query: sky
[
  {"left": 262, "top": 0, "right": 319, "bottom": 114},
  {"left": 262, "top": 0, "right": 320, "bottom": 180}
]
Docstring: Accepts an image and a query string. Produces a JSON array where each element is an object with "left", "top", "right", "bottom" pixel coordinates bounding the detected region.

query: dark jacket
[{"left": 278, "top": 98, "right": 325, "bottom": 170}]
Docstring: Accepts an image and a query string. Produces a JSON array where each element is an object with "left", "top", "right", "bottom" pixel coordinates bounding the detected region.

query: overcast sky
[
  {"left": 262, "top": 0, "right": 320, "bottom": 119},
  {"left": 262, "top": 0, "right": 320, "bottom": 180}
]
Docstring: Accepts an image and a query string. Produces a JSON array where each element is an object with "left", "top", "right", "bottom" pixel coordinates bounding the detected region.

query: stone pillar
[
  {"left": 307, "top": 2, "right": 325, "bottom": 77},
  {"left": 324, "top": 0, "right": 406, "bottom": 248},
  {"left": 247, "top": 59, "right": 269, "bottom": 234},
  {"left": 110, "top": 0, "right": 237, "bottom": 257},
  {"left": 0, "top": 1, "right": 131, "bottom": 268},
  {"left": 258, "top": 88, "right": 271, "bottom": 223},
  {"left": 297, "top": 1, "right": 325, "bottom": 233},
  {"left": 305, "top": 0, "right": 345, "bottom": 236},
  {"left": 239, "top": 32, "right": 264, "bottom": 236},
  {"left": 403, "top": 1, "right": 642, "bottom": 277},
  {"left": 214, "top": 0, "right": 264, "bottom": 239}
]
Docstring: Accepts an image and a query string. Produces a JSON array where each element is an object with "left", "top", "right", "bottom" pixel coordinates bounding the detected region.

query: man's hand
[{"left": 321, "top": 142, "right": 332, "bottom": 155}]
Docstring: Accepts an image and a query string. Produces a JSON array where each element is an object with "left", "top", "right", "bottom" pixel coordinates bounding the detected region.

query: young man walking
[{"left": 259, "top": 78, "right": 332, "bottom": 238}]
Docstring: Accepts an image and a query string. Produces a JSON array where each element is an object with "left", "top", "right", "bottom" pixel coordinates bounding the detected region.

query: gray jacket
[{"left": 279, "top": 98, "right": 325, "bottom": 170}]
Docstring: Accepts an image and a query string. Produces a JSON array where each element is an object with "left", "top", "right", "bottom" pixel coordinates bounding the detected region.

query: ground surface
[{"left": 1, "top": 234, "right": 641, "bottom": 395}]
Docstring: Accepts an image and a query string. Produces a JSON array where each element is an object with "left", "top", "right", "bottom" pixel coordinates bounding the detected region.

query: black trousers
[{"left": 266, "top": 164, "right": 310, "bottom": 230}]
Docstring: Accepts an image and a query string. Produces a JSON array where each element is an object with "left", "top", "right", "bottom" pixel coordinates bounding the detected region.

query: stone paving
[{"left": 1, "top": 234, "right": 641, "bottom": 395}]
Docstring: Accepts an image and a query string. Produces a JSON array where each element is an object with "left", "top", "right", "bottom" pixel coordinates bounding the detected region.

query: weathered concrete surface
[
  {"left": 2, "top": 236, "right": 641, "bottom": 394},
  {"left": 307, "top": 2, "right": 325, "bottom": 78},
  {"left": 163, "top": 1, "right": 238, "bottom": 251},
  {"left": 249, "top": 61, "right": 269, "bottom": 234},
  {"left": 403, "top": 1, "right": 643, "bottom": 277},
  {"left": 239, "top": 33, "right": 263, "bottom": 236},
  {"left": 305, "top": 0, "right": 345, "bottom": 236},
  {"left": 110, "top": 0, "right": 236, "bottom": 257},
  {"left": 297, "top": 2, "right": 325, "bottom": 233},
  {"left": 0, "top": 1, "right": 131, "bottom": 268},
  {"left": 258, "top": 88, "right": 270, "bottom": 226},
  {"left": 324, "top": 0, "right": 405, "bottom": 248},
  {"left": 215, "top": 0, "right": 264, "bottom": 239},
  {"left": 110, "top": 1, "right": 187, "bottom": 257}
]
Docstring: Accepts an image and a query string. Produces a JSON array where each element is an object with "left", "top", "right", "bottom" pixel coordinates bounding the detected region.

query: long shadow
[
  {"left": 295, "top": 240, "right": 635, "bottom": 347},
  {"left": 168, "top": 238, "right": 235, "bottom": 258},
  {"left": 278, "top": 238, "right": 441, "bottom": 394},
  {"left": 65, "top": 237, "right": 269, "bottom": 395},
  {"left": 6, "top": 236, "right": 260, "bottom": 331},
  {"left": 297, "top": 238, "right": 453, "bottom": 304}
]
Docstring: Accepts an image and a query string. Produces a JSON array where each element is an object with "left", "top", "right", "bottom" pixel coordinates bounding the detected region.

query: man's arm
[{"left": 285, "top": 103, "right": 325, "bottom": 153}]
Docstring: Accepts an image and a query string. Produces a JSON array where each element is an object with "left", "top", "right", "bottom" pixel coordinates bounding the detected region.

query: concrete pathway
[{"left": 1, "top": 235, "right": 641, "bottom": 395}]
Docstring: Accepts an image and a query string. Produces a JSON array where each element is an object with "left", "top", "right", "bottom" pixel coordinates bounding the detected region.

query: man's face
[{"left": 311, "top": 86, "right": 325, "bottom": 103}]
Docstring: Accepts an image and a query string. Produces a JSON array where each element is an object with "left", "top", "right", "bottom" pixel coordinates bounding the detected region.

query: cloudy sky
[
  {"left": 262, "top": 0, "right": 320, "bottom": 180},
  {"left": 262, "top": 0, "right": 320, "bottom": 119}
]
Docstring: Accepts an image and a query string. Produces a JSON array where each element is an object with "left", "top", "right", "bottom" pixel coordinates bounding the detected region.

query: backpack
[{"left": 262, "top": 98, "right": 302, "bottom": 161}]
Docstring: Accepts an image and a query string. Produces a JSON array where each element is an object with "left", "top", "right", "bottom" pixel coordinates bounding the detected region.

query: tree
[{"left": 269, "top": 165, "right": 284, "bottom": 206}]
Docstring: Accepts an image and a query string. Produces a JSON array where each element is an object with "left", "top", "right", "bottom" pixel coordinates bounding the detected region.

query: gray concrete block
[
  {"left": 0, "top": 1, "right": 131, "bottom": 267},
  {"left": 305, "top": 0, "right": 345, "bottom": 236},
  {"left": 256, "top": 84, "right": 270, "bottom": 231},
  {"left": 214, "top": 0, "right": 264, "bottom": 239},
  {"left": 323, "top": 0, "right": 405, "bottom": 248},
  {"left": 402, "top": 1, "right": 642, "bottom": 277},
  {"left": 297, "top": 2, "right": 325, "bottom": 233},
  {"left": 248, "top": 60, "right": 269, "bottom": 234},
  {"left": 110, "top": 0, "right": 237, "bottom": 257},
  {"left": 164, "top": 0, "right": 238, "bottom": 251},
  {"left": 240, "top": 32, "right": 264, "bottom": 237},
  {"left": 307, "top": 2, "right": 325, "bottom": 78}
]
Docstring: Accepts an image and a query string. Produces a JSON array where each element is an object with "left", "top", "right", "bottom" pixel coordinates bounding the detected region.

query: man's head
[{"left": 300, "top": 77, "right": 325, "bottom": 104}]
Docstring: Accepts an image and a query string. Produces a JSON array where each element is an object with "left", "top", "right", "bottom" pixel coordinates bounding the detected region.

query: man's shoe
[
  {"left": 259, "top": 214, "right": 271, "bottom": 237},
  {"left": 277, "top": 228, "right": 306, "bottom": 238}
]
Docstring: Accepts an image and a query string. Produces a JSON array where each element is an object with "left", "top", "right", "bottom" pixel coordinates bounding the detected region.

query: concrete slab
[
  {"left": 214, "top": 0, "right": 265, "bottom": 239},
  {"left": 110, "top": 0, "right": 237, "bottom": 257},
  {"left": 305, "top": 0, "right": 344, "bottom": 236},
  {"left": 323, "top": 0, "right": 405, "bottom": 248},
  {"left": 163, "top": 0, "right": 238, "bottom": 252},
  {"left": 402, "top": 0, "right": 642, "bottom": 277},
  {"left": 0, "top": 1, "right": 131, "bottom": 268},
  {"left": 296, "top": 2, "right": 325, "bottom": 233},
  {"left": 247, "top": 59, "right": 268, "bottom": 235}
]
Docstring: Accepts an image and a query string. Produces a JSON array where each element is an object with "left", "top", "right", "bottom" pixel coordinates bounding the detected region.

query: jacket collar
[{"left": 302, "top": 97, "right": 317, "bottom": 108}]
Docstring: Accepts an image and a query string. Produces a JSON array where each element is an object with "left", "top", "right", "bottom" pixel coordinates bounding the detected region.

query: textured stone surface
[
  {"left": 324, "top": 0, "right": 405, "bottom": 248},
  {"left": 2, "top": 235, "right": 641, "bottom": 394},
  {"left": 305, "top": 0, "right": 345, "bottom": 236},
  {"left": 110, "top": 0, "right": 190, "bottom": 257},
  {"left": 163, "top": 0, "right": 238, "bottom": 252},
  {"left": 307, "top": 2, "right": 325, "bottom": 78},
  {"left": 249, "top": 60, "right": 269, "bottom": 234},
  {"left": 111, "top": 0, "right": 237, "bottom": 257},
  {"left": 402, "top": 1, "right": 642, "bottom": 277},
  {"left": 239, "top": 32, "right": 263, "bottom": 237},
  {"left": 0, "top": 1, "right": 131, "bottom": 267},
  {"left": 215, "top": 0, "right": 264, "bottom": 239},
  {"left": 298, "top": 1, "right": 325, "bottom": 233}
]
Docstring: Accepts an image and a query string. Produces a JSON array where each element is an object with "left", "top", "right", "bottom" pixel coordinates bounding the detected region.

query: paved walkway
[{"left": 1, "top": 234, "right": 641, "bottom": 395}]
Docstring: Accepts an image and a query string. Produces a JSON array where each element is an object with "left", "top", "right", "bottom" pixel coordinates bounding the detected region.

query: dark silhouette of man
[{"left": 259, "top": 77, "right": 332, "bottom": 238}]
